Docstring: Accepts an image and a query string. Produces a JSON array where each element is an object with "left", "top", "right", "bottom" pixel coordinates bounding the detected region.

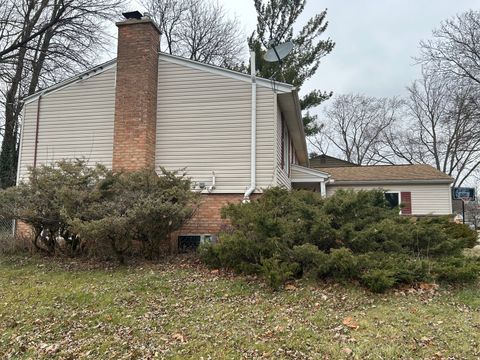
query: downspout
[
  {"left": 33, "top": 94, "right": 42, "bottom": 170},
  {"left": 244, "top": 51, "right": 256, "bottom": 201},
  {"left": 15, "top": 105, "right": 27, "bottom": 185}
]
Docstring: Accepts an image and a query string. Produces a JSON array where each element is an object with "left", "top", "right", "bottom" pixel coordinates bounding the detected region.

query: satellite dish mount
[
  {"left": 263, "top": 41, "right": 294, "bottom": 90},
  {"left": 264, "top": 41, "right": 294, "bottom": 64}
]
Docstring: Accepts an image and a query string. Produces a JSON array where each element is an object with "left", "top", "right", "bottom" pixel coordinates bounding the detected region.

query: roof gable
[
  {"left": 159, "top": 53, "right": 293, "bottom": 93},
  {"left": 24, "top": 53, "right": 294, "bottom": 104}
]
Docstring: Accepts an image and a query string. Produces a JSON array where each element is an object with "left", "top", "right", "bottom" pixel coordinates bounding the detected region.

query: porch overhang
[
  {"left": 290, "top": 164, "right": 330, "bottom": 183},
  {"left": 290, "top": 165, "right": 330, "bottom": 196}
]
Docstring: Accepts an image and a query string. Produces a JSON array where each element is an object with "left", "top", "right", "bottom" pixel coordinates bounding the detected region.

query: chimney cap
[{"left": 122, "top": 11, "right": 143, "bottom": 20}]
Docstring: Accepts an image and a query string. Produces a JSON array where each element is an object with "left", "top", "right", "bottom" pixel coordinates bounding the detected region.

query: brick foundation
[
  {"left": 14, "top": 221, "right": 34, "bottom": 248},
  {"left": 180, "top": 194, "right": 245, "bottom": 235}
]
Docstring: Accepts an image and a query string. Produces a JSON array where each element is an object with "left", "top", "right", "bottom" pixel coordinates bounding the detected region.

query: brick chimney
[{"left": 112, "top": 12, "right": 160, "bottom": 170}]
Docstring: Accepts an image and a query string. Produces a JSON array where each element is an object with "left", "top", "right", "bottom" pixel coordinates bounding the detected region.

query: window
[
  {"left": 384, "top": 191, "right": 413, "bottom": 215},
  {"left": 178, "top": 235, "right": 201, "bottom": 252},
  {"left": 385, "top": 192, "right": 400, "bottom": 208},
  {"left": 178, "top": 234, "right": 214, "bottom": 252}
]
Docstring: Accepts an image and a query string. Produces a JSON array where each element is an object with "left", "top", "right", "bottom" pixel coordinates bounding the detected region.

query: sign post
[{"left": 453, "top": 187, "right": 476, "bottom": 224}]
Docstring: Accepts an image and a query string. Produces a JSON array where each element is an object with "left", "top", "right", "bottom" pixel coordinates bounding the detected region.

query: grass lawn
[{"left": 0, "top": 255, "right": 479, "bottom": 359}]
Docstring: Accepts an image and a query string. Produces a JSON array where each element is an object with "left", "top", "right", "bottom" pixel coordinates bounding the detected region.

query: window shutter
[{"left": 401, "top": 192, "right": 412, "bottom": 215}]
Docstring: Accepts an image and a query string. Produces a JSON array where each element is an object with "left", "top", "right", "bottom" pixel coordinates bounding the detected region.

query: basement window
[
  {"left": 178, "top": 235, "right": 214, "bottom": 252},
  {"left": 178, "top": 235, "right": 201, "bottom": 252}
]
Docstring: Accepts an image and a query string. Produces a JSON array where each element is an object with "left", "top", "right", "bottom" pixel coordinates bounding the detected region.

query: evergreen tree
[{"left": 248, "top": 0, "right": 334, "bottom": 136}]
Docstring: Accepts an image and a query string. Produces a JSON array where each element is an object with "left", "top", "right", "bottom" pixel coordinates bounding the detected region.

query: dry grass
[{"left": 0, "top": 255, "right": 479, "bottom": 359}]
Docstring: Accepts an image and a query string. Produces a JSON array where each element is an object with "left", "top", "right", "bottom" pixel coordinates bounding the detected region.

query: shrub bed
[
  {"left": 0, "top": 160, "right": 199, "bottom": 263},
  {"left": 200, "top": 188, "right": 480, "bottom": 292}
]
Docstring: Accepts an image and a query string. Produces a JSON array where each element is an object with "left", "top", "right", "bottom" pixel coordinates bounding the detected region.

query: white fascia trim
[
  {"left": 158, "top": 52, "right": 293, "bottom": 93},
  {"left": 329, "top": 179, "right": 453, "bottom": 186},
  {"left": 23, "top": 60, "right": 117, "bottom": 105},
  {"left": 291, "top": 164, "right": 330, "bottom": 179},
  {"left": 291, "top": 177, "right": 328, "bottom": 183}
]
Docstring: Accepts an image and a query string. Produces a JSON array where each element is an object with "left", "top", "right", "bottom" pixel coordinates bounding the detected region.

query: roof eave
[
  {"left": 23, "top": 59, "right": 117, "bottom": 104},
  {"left": 328, "top": 179, "right": 454, "bottom": 186},
  {"left": 277, "top": 90, "right": 309, "bottom": 167}
]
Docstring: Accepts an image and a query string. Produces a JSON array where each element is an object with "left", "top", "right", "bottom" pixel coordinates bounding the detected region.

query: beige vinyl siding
[
  {"left": 326, "top": 183, "right": 452, "bottom": 215},
  {"left": 290, "top": 166, "right": 310, "bottom": 179},
  {"left": 18, "top": 67, "right": 116, "bottom": 182},
  {"left": 274, "top": 104, "right": 291, "bottom": 189},
  {"left": 155, "top": 59, "right": 276, "bottom": 193}
]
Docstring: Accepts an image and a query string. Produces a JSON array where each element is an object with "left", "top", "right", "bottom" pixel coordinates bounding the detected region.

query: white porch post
[{"left": 320, "top": 181, "right": 326, "bottom": 198}]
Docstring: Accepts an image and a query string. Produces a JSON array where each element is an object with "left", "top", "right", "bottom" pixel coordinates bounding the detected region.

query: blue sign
[{"left": 453, "top": 187, "right": 476, "bottom": 201}]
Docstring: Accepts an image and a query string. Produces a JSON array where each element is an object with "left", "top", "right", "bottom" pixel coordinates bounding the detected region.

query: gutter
[
  {"left": 328, "top": 179, "right": 454, "bottom": 186},
  {"left": 291, "top": 89, "right": 309, "bottom": 167},
  {"left": 244, "top": 51, "right": 256, "bottom": 201}
]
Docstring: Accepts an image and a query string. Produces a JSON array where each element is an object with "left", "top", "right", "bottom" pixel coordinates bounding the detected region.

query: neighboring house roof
[
  {"left": 320, "top": 164, "right": 454, "bottom": 185},
  {"left": 309, "top": 154, "right": 358, "bottom": 168}
]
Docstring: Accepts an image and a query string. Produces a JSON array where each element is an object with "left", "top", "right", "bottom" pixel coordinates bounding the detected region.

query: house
[
  {"left": 16, "top": 12, "right": 329, "bottom": 242},
  {"left": 309, "top": 154, "right": 358, "bottom": 168},
  {"left": 310, "top": 156, "right": 454, "bottom": 215}
]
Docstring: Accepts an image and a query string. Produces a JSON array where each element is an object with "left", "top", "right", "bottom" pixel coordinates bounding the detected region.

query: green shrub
[
  {"left": 0, "top": 160, "right": 198, "bottom": 263},
  {"left": 198, "top": 242, "right": 221, "bottom": 269},
  {"left": 357, "top": 252, "right": 431, "bottom": 285},
  {"left": 360, "top": 269, "right": 396, "bottom": 293},
  {"left": 433, "top": 257, "right": 480, "bottom": 284},
  {"left": 221, "top": 188, "right": 336, "bottom": 251},
  {"left": 260, "top": 256, "right": 298, "bottom": 290},
  {"left": 291, "top": 244, "right": 329, "bottom": 278},
  {"left": 201, "top": 187, "right": 479, "bottom": 291},
  {"left": 0, "top": 160, "right": 110, "bottom": 256},
  {"left": 326, "top": 248, "right": 358, "bottom": 280},
  {"left": 322, "top": 189, "right": 397, "bottom": 231}
]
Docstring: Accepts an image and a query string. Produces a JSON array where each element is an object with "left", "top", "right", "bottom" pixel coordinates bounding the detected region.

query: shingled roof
[{"left": 319, "top": 164, "right": 454, "bottom": 184}]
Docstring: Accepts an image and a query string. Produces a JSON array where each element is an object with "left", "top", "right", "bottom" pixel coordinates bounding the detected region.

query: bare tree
[
  {"left": 386, "top": 69, "right": 480, "bottom": 186},
  {"left": 310, "top": 94, "right": 403, "bottom": 165},
  {"left": 0, "top": 0, "right": 124, "bottom": 188},
  {"left": 418, "top": 10, "right": 480, "bottom": 86},
  {"left": 141, "top": 0, "right": 246, "bottom": 67}
]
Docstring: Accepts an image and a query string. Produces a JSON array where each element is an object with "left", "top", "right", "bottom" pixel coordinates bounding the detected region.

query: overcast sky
[
  {"left": 217, "top": 0, "right": 479, "bottom": 99},
  {"left": 120, "top": 0, "right": 479, "bottom": 100}
]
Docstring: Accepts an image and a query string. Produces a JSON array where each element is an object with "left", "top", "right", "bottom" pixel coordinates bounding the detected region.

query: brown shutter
[{"left": 401, "top": 192, "right": 412, "bottom": 215}]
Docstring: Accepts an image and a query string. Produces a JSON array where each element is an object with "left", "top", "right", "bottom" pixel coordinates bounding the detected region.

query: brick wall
[
  {"left": 177, "top": 193, "right": 261, "bottom": 236},
  {"left": 112, "top": 18, "right": 160, "bottom": 170},
  {"left": 179, "top": 194, "right": 245, "bottom": 235}
]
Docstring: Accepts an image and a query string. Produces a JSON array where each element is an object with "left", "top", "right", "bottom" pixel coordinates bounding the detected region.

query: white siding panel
[
  {"left": 155, "top": 59, "right": 276, "bottom": 193},
  {"left": 18, "top": 67, "right": 116, "bottom": 181},
  {"left": 326, "top": 184, "right": 452, "bottom": 215}
]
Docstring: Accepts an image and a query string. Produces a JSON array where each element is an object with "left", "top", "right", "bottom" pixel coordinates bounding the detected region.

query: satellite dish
[{"left": 264, "top": 41, "right": 294, "bottom": 63}]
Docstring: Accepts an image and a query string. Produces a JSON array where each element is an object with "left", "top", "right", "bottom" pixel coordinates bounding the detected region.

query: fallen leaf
[
  {"left": 342, "top": 347, "right": 353, "bottom": 355},
  {"left": 172, "top": 333, "right": 186, "bottom": 343},
  {"left": 419, "top": 283, "right": 438, "bottom": 291},
  {"left": 342, "top": 316, "right": 359, "bottom": 330}
]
